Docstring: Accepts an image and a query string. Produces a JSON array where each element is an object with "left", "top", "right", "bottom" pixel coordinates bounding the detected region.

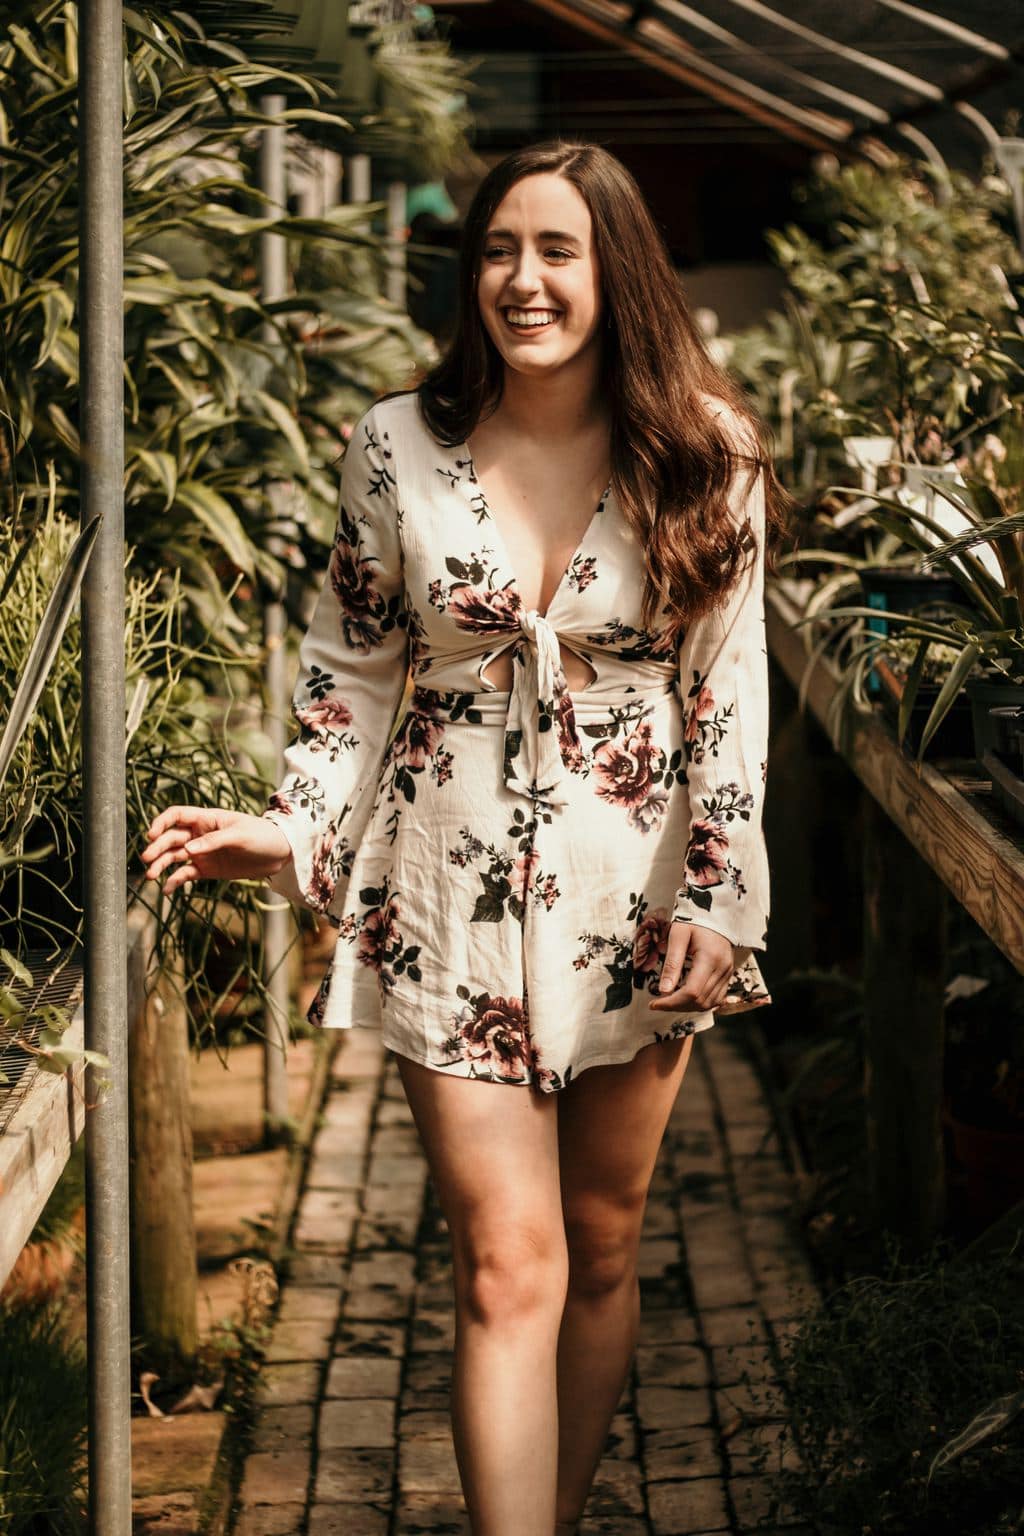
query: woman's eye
[
  {"left": 546, "top": 249, "right": 573, "bottom": 261},
  {"left": 483, "top": 246, "right": 509, "bottom": 260}
]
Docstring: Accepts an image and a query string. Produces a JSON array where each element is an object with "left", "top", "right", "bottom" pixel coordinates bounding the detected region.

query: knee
[
  {"left": 454, "top": 1220, "right": 569, "bottom": 1328},
  {"left": 564, "top": 1192, "right": 645, "bottom": 1298}
]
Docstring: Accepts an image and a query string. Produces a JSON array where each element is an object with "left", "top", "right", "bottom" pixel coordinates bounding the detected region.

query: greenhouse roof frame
[{"left": 486, "top": 0, "right": 1024, "bottom": 166}]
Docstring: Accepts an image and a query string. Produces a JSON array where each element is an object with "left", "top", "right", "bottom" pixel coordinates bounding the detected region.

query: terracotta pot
[{"left": 943, "top": 1101, "right": 1024, "bottom": 1228}]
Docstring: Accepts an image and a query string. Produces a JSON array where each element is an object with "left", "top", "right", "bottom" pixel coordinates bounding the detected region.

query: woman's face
[{"left": 476, "top": 172, "right": 604, "bottom": 380}]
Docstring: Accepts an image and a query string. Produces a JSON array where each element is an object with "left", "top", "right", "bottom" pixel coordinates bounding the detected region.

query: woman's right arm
[{"left": 143, "top": 401, "right": 411, "bottom": 907}]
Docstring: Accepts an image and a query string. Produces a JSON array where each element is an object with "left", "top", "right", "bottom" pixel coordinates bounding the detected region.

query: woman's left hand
[{"left": 649, "top": 922, "right": 736, "bottom": 1013}]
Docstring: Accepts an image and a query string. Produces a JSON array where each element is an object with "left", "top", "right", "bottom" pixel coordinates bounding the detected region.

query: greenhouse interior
[{"left": 1, "top": 0, "right": 1024, "bottom": 1533}]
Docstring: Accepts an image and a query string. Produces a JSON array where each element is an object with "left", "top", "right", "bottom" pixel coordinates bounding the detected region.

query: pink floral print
[{"left": 264, "top": 391, "right": 772, "bottom": 1091}]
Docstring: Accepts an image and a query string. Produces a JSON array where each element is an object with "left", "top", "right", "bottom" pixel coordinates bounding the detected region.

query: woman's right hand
[{"left": 141, "top": 806, "right": 293, "bottom": 894}]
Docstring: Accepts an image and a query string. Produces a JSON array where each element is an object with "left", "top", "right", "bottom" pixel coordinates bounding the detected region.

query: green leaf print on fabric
[
  {"left": 573, "top": 893, "right": 673, "bottom": 1014},
  {"left": 449, "top": 812, "right": 561, "bottom": 926}
]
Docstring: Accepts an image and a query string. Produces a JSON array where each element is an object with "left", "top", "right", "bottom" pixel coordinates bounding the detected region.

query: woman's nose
[{"left": 507, "top": 252, "right": 542, "bottom": 296}]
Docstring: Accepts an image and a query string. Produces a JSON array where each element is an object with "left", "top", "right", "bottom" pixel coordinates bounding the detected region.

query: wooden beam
[
  {"left": 767, "top": 582, "right": 1024, "bottom": 976},
  {"left": 0, "top": 1007, "right": 89, "bottom": 1286},
  {"left": 522, "top": 0, "right": 849, "bottom": 152},
  {"left": 863, "top": 792, "right": 947, "bottom": 1250},
  {"left": 128, "top": 930, "right": 198, "bottom": 1370}
]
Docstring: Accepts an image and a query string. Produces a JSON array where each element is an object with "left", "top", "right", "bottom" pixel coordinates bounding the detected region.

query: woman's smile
[{"left": 501, "top": 305, "right": 563, "bottom": 334}]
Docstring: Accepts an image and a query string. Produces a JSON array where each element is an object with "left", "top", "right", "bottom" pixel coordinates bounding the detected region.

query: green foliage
[
  {"left": 787, "top": 407, "right": 1024, "bottom": 760},
  {"left": 0, "top": 3, "right": 441, "bottom": 651},
  {"left": 0, "top": 4, "right": 458, "bottom": 1035},
  {"left": 0, "top": 501, "right": 283, "bottom": 1041},
  {"left": 0, "top": 1296, "right": 88, "bottom": 1534},
  {"left": 764, "top": 1235, "right": 1024, "bottom": 1535},
  {"left": 727, "top": 156, "right": 1024, "bottom": 492}
]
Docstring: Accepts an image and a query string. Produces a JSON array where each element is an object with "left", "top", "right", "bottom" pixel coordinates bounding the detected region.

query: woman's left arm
[{"left": 670, "top": 423, "right": 771, "bottom": 955}]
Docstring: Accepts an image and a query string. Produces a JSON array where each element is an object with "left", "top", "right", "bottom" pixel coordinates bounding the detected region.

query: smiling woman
[{"left": 144, "top": 139, "right": 791, "bottom": 1536}]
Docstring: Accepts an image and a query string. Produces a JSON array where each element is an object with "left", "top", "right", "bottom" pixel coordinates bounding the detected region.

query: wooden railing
[
  {"left": 766, "top": 580, "right": 1024, "bottom": 1247},
  {"left": 1, "top": 901, "right": 150, "bottom": 1285}
]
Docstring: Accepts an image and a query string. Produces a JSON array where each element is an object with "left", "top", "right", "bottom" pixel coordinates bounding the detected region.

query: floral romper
[{"left": 263, "top": 389, "right": 771, "bottom": 1093}]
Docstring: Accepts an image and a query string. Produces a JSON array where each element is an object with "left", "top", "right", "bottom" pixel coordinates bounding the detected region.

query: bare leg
[
  {"left": 554, "top": 1033, "right": 696, "bottom": 1526},
  {"left": 395, "top": 1055, "right": 567, "bottom": 1536}
]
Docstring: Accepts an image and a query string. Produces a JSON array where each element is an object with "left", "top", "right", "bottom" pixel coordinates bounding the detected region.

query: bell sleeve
[
  {"left": 261, "top": 401, "right": 410, "bottom": 918},
  {"left": 671, "top": 415, "right": 770, "bottom": 953}
]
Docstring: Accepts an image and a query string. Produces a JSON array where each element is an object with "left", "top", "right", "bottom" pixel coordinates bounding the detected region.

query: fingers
[
  {"left": 142, "top": 827, "right": 193, "bottom": 879},
  {"left": 656, "top": 923, "right": 693, "bottom": 996},
  {"left": 144, "top": 806, "right": 218, "bottom": 845},
  {"left": 177, "top": 825, "right": 238, "bottom": 863},
  {"left": 650, "top": 924, "right": 735, "bottom": 1013},
  {"left": 162, "top": 861, "right": 199, "bottom": 895}
]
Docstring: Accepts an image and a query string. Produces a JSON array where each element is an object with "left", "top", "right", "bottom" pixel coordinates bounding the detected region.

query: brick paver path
[{"left": 234, "top": 1024, "right": 818, "bottom": 1536}]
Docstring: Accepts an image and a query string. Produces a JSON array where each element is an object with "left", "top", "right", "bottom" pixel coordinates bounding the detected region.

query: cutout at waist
[{"left": 481, "top": 639, "right": 597, "bottom": 694}]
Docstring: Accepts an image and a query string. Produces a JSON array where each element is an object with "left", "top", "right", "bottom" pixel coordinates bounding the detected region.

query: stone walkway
[{"left": 233, "top": 1023, "right": 819, "bottom": 1536}]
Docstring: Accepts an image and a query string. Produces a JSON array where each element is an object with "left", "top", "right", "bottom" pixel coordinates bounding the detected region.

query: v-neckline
[{"left": 458, "top": 440, "right": 611, "bottom": 623}]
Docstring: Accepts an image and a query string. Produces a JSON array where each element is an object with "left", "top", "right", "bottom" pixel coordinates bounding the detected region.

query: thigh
[
  {"left": 394, "top": 1052, "right": 564, "bottom": 1253},
  {"left": 557, "top": 1035, "right": 695, "bottom": 1214}
]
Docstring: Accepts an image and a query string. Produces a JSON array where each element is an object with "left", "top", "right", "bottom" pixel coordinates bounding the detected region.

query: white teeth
[{"left": 505, "top": 309, "right": 559, "bottom": 327}]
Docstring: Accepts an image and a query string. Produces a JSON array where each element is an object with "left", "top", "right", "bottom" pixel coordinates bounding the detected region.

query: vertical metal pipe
[
  {"left": 260, "top": 94, "right": 291, "bottom": 1138},
  {"left": 323, "top": 148, "right": 343, "bottom": 211},
  {"left": 298, "top": 144, "right": 324, "bottom": 220},
  {"left": 386, "top": 179, "right": 408, "bottom": 308},
  {"left": 347, "top": 152, "right": 372, "bottom": 205},
  {"left": 994, "top": 139, "right": 1024, "bottom": 253},
  {"left": 78, "top": 2, "right": 132, "bottom": 1532}
]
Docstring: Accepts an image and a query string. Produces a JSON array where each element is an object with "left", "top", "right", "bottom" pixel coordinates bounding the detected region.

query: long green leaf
[
  {"left": 916, "top": 641, "right": 983, "bottom": 760},
  {"left": 0, "top": 515, "right": 102, "bottom": 790},
  {"left": 896, "top": 636, "right": 931, "bottom": 749},
  {"left": 927, "top": 1390, "right": 1024, "bottom": 1483},
  {"left": 173, "top": 481, "right": 255, "bottom": 576}
]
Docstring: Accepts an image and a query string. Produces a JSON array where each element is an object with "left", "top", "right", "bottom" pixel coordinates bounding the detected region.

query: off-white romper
[{"left": 263, "top": 389, "right": 771, "bottom": 1093}]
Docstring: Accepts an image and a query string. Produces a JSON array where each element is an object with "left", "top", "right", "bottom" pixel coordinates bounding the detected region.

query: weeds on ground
[
  {"left": 744, "top": 1232, "right": 1024, "bottom": 1535},
  {"left": 0, "top": 1295, "right": 87, "bottom": 1533}
]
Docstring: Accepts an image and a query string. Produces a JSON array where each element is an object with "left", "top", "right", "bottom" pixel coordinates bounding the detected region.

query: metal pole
[
  {"left": 993, "top": 139, "right": 1024, "bottom": 254},
  {"left": 323, "top": 148, "right": 343, "bottom": 211},
  {"left": 79, "top": 2, "right": 132, "bottom": 1532},
  {"left": 347, "top": 152, "right": 372, "bottom": 205},
  {"left": 298, "top": 143, "right": 324, "bottom": 220},
  {"left": 386, "top": 179, "right": 408, "bottom": 308},
  {"left": 260, "top": 94, "right": 291, "bottom": 1140}
]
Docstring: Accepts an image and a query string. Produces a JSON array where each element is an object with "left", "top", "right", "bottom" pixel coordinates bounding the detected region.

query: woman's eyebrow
[{"left": 485, "top": 227, "right": 583, "bottom": 245}]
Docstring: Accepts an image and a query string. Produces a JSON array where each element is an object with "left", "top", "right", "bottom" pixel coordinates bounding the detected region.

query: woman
[{"left": 144, "top": 140, "right": 790, "bottom": 1535}]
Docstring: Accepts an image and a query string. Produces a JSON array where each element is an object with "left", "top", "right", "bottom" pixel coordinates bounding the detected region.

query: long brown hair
[{"left": 413, "top": 140, "right": 792, "bottom": 638}]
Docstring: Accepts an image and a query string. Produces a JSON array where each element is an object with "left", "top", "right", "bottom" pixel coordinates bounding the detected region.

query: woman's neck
[{"left": 495, "top": 354, "right": 610, "bottom": 449}]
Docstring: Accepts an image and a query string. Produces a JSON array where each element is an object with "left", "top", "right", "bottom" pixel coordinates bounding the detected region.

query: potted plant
[
  {"left": 872, "top": 634, "right": 975, "bottom": 757},
  {"left": 792, "top": 407, "right": 1024, "bottom": 764}
]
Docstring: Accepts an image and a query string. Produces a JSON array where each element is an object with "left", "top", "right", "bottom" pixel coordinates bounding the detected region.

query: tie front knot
[
  {"left": 518, "top": 606, "right": 548, "bottom": 642},
  {"left": 502, "top": 609, "right": 577, "bottom": 807}
]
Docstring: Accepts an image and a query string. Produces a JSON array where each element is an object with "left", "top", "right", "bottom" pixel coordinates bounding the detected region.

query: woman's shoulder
[{"left": 363, "top": 388, "right": 430, "bottom": 442}]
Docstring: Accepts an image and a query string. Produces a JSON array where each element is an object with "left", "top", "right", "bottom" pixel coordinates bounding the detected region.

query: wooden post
[
  {"left": 128, "top": 923, "right": 197, "bottom": 1370},
  {"left": 862, "top": 792, "right": 947, "bottom": 1252},
  {"left": 765, "top": 661, "right": 818, "bottom": 980}
]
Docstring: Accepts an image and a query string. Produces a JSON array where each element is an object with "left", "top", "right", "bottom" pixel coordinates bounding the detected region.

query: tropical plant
[
  {"left": 0, "top": 3, "right": 452, "bottom": 650},
  {"left": 0, "top": 2, "right": 467, "bottom": 1034}
]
